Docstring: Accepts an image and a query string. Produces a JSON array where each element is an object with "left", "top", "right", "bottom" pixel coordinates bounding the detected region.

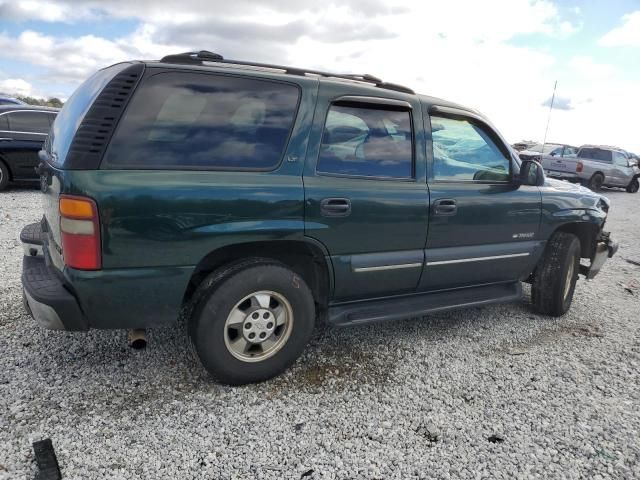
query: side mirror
[{"left": 519, "top": 159, "right": 545, "bottom": 186}]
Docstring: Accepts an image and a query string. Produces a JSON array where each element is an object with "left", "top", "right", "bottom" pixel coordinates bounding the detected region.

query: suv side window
[
  {"left": 103, "top": 72, "right": 300, "bottom": 170},
  {"left": 563, "top": 146, "right": 577, "bottom": 157},
  {"left": 7, "top": 111, "right": 51, "bottom": 133},
  {"left": 431, "top": 115, "right": 510, "bottom": 182},
  {"left": 316, "top": 103, "right": 413, "bottom": 179}
]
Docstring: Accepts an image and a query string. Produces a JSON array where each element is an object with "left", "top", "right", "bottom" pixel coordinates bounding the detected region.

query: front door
[
  {"left": 303, "top": 85, "right": 429, "bottom": 302},
  {"left": 420, "top": 109, "right": 543, "bottom": 291}
]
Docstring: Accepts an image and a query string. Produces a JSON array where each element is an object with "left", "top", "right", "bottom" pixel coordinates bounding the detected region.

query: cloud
[
  {"left": 599, "top": 10, "right": 640, "bottom": 47},
  {"left": 1, "top": 0, "right": 638, "bottom": 151},
  {"left": 0, "top": 78, "right": 34, "bottom": 97},
  {"left": 541, "top": 95, "right": 573, "bottom": 110}
]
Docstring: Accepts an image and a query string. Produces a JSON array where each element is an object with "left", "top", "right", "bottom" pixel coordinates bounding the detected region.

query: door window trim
[
  {"left": 315, "top": 97, "right": 417, "bottom": 182},
  {"left": 428, "top": 107, "right": 514, "bottom": 184}
]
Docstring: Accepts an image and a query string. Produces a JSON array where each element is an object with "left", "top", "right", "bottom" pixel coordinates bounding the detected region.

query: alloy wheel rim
[{"left": 223, "top": 290, "right": 293, "bottom": 362}]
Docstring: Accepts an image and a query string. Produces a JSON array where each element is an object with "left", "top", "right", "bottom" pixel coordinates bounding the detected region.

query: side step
[
  {"left": 328, "top": 282, "right": 522, "bottom": 327},
  {"left": 20, "top": 222, "right": 44, "bottom": 257}
]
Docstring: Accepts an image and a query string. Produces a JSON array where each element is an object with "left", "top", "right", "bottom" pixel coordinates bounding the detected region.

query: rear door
[
  {"left": 420, "top": 107, "right": 542, "bottom": 291},
  {"left": 303, "top": 85, "right": 429, "bottom": 302},
  {"left": 4, "top": 110, "right": 51, "bottom": 180}
]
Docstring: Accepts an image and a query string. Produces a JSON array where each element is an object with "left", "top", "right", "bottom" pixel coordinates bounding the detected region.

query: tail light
[
  {"left": 59, "top": 195, "right": 101, "bottom": 270},
  {"left": 576, "top": 162, "right": 584, "bottom": 173}
]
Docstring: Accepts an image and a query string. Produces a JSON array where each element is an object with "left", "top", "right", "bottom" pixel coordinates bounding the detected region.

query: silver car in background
[{"left": 524, "top": 144, "right": 640, "bottom": 193}]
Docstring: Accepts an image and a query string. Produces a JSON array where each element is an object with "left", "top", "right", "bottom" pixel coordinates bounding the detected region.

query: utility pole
[{"left": 542, "top": 80, "right": 557, "bottom": 150}]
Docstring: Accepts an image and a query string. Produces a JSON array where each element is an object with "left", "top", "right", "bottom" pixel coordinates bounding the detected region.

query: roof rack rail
[{"left": 158, "top": 51, "right": 415, "bottom": 94}]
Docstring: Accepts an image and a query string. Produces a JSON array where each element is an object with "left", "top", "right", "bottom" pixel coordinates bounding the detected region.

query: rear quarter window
[
  {"left": 578, "top": 148, "right": 612, "bottom": 162},
  {"left": 102, "top": 72, "right": 300, "bottom": 170}
]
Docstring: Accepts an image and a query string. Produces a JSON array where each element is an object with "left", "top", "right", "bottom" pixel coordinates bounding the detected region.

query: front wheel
[
  {"left": 626, "top": 178, "right": 639, "bottom": 193},
  {"left": 189, "top": 261, "right": 316, "bottom": 385},
  {"left": 531, "top": 232, "right": 581, "bottom": 316}
]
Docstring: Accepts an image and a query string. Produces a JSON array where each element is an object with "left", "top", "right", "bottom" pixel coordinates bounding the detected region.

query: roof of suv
[
  {"left": 0, "top": 105, "right": 59, "bottom": 114},
  {"left": 148, "top": 51, "right": 480, "bottom": 118}
]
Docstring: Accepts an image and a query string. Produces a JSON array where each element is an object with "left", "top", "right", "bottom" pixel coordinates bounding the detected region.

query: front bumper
[
  {"left": 20, "top": 223, "right": 88, "bottom": 331},
  {"left": 583, "top": 231, "right": 618, "bottom": 280}
]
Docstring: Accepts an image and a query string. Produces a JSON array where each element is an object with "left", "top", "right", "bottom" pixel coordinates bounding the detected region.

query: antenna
[{"left": 541, "top": 80, "right": 557, "bottom": 153}]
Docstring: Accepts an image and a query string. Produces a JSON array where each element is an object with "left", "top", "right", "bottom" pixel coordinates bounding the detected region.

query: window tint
[
  {"left": 431, "top": 116, "right": 510, "bottom": 182},
  {"left": 578, "top": 148, "right": 612, "bottom": 162},
  {"left": 103, "top": 72, "right": 300, "bottom": 170},
  {"left": 316, "top": 104, "right": 413, "bottom": 178},
  {"left": 7, "top": 111, "right": 51, "bottom": 133}
]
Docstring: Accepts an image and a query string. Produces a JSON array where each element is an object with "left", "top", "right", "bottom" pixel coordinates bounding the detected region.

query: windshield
[{"left": 527, "top": 143, "right": 561, "bottom": 154}]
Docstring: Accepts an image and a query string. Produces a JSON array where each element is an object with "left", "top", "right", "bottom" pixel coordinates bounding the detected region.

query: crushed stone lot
[{"left": 1, "top": 185, "right": 639, "bottom": 479}]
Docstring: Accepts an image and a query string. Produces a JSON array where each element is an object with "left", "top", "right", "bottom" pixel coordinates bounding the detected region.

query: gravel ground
[{"left": 1, "top": 185, "right": 639, "bottom": 479}]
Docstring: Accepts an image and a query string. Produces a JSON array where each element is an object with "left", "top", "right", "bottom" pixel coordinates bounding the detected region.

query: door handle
[
  {"left": 433, "top": 198, "right": 457, "bottom": 216},
  {"left": 320, "top": 198, "right": 351, "bottom": 217}
]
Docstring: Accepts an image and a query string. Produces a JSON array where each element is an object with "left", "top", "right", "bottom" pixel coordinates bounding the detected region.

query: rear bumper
[
  {"left": 584, "top": 232, "right": 618, "bottom": 280},
  {"left": 22, "top": 254, "right": 88, "bottom": 331}
]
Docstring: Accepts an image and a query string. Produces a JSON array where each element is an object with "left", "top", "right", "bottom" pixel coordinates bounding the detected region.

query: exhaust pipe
[{"left": 127, "top": 329, "right": 147, "bottom": 349}]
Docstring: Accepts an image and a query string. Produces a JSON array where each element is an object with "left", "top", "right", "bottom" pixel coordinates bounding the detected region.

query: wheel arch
[
  {"left": 182, "top": 239, "right": 332, "bottom": 310},
  {"left": 552, "top": 221, "right": 600, "bottom": 259}
]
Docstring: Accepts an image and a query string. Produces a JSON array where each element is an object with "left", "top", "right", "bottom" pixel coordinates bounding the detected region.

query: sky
[{"left": 0, "top": 0, "right": 638, "bottom": 152}]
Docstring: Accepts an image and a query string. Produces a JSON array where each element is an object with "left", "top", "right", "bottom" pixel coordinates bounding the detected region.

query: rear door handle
[
  {"left": 320, "top": 198, "right": 351, "bottom": 217},
  {"left": 433, "top": 198, "right": 457, "bottom": 216}
]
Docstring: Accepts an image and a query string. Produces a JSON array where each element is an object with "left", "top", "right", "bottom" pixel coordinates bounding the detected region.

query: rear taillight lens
[
  {"left": 576, "top": 162, "right": 584, "bottom": 173},
  {"left": 59, "top": 195, "right": 101, "bottom": 270}
]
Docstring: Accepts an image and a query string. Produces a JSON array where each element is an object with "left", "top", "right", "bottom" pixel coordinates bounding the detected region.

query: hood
[
  {"left": 519, "top": 149, "right": 541, "bottom": 159},
  {"left": 543, "top": 177, "right": 610, "bottom": 211}
]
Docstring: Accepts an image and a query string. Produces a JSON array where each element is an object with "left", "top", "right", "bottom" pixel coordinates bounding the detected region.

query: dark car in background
[
  {"left": 0, "top": 105, "right": 58, "bottom": 191},
  {"left": 0, "top": 95, "right": 27, "bottom": 106}
]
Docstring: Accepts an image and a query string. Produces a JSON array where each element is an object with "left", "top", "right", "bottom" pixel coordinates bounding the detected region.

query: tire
[
  {"left": 0, "top": 160, "right": 9, "bottom": 191},
  {"left": 189, "top": 260, "right": 315, "bottom": 385},
  {"left": 588, "top": 173, "right": 604, "bottom": 191},
  {"left": 531, "top": 232, "right": 581, "bottom": 316},
  {"left": 626, "top": 178, "right": 639, "bottom": 193}
]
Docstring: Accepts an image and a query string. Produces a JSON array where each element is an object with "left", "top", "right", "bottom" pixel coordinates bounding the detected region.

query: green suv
[{"left": 21, "top": 51, "right": 617, "bottom": 385}]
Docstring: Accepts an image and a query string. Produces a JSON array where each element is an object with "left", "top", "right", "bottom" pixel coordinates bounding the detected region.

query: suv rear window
[
  {"left": 578, "top": 148, "right": 612, "bottom": 162},
  {"left": 103, "top": 72, "right": 300, "bottom": 170},
  {"left": 50, "top": 62, "right": 133, "bottom": 167}
]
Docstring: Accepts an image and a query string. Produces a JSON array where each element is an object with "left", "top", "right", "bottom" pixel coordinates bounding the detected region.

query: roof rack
[{"left": 159, "top": 51, "right": 415, "bottom": 94}]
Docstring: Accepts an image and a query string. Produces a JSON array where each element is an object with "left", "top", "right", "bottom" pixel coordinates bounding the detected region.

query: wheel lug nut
[
  {"left": 248, "top": 333, "right": 255, "bottom": 339},
  {"left": 266, "top": 322, "right": 273, "bottom": 329},
  {"left": 263, "top": 312, "right": 270, "bottom": 319},
  {"left": 252, "top": 312, "right": 259, "bottom": 319},
  {"left": 245, "top": 322, "right": 252, "bottom": 329},
  {"left": 259, "top": 332, "right": 266, "bottom": 339}
]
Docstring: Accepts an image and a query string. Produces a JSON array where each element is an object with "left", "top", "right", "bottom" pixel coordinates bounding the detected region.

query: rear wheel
[
  {"left": 626, "top": 178, "right": 639, "bottom": 193},
  {"left": 189, "top": 260, "right": 315, "bottom": 385},
  {"left": 588, "top": 173, "right": 604, "bottom": 191},
  {"left": 0, "top": 160, "right": 9, "bottom": 191},
  {"left": 531, "top": 232, "right": 581, "bottom": 316}
]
